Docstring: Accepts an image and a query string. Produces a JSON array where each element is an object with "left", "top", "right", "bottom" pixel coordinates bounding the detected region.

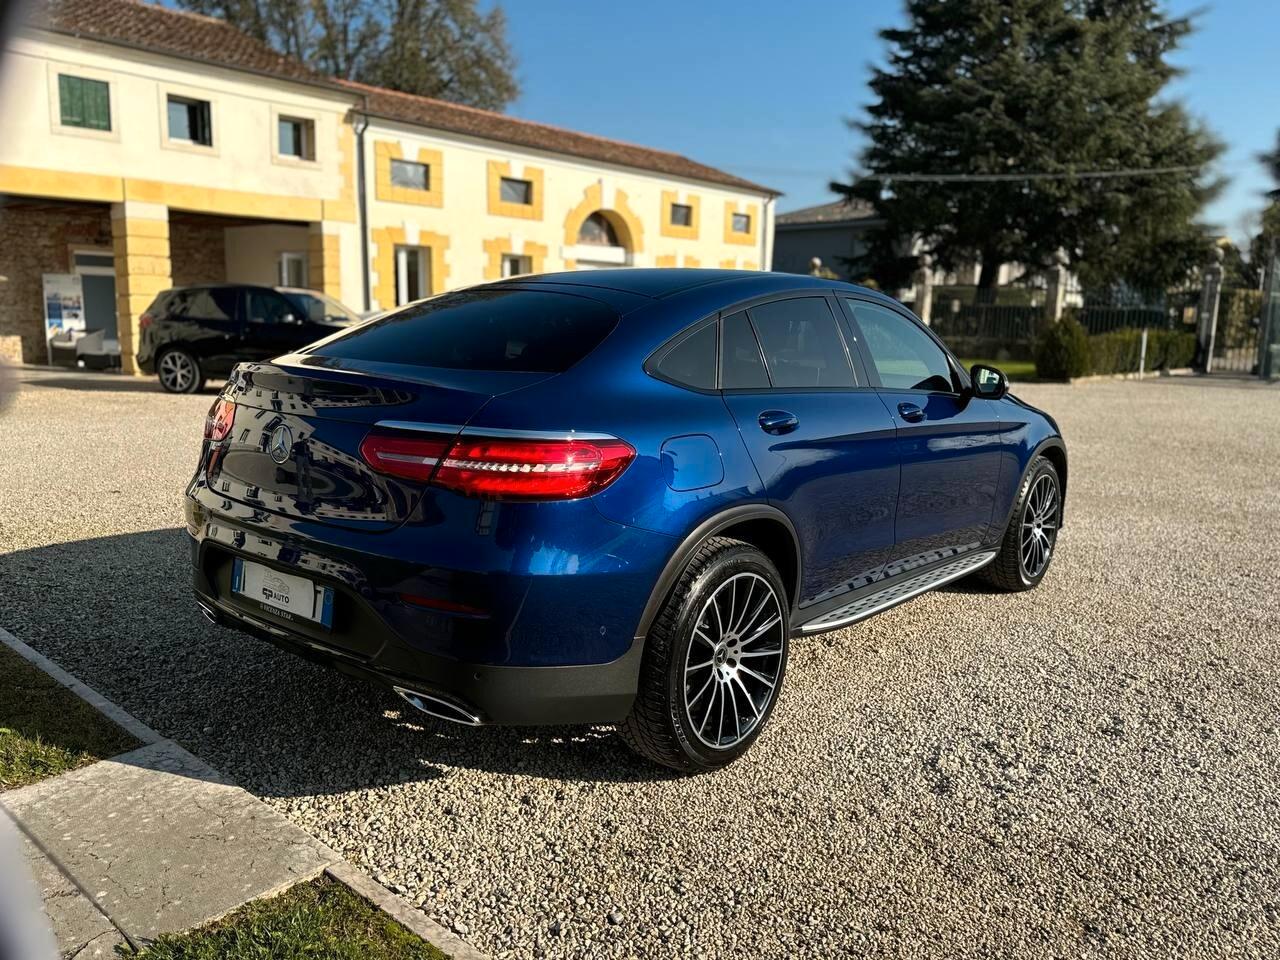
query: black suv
[{"left": 137, "top": 284, "right": 361, "bottom": 393}]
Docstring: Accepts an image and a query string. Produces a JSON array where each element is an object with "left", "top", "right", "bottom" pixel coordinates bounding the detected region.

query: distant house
[{"left": 772, "top": 200, "right": 880, "bottom": 279}]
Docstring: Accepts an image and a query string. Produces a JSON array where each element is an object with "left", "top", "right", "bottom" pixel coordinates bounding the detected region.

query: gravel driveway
[{"left": 2, "top": 365, "right": 1278, "bottom": 959}]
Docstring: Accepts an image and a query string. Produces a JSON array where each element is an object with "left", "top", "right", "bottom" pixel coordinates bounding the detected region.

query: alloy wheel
[
  {"left": 682, "top": 572, "right": 785, "bottom": 750},
  {"left": 1020, "top": 473, "right": 1059, "bottom": 579},
  {"left": 159, "top": 351, "right": 196, "bottom": 392}
]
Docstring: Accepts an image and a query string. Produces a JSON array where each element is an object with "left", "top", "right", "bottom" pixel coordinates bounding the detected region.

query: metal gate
[{"left": 1199, "top": 249, "right": 1280, "bottom": 378}]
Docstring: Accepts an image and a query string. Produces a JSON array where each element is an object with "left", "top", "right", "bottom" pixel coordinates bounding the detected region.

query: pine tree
[{"left": 836, "top": 0, "right": 1222, "bottom": 294}]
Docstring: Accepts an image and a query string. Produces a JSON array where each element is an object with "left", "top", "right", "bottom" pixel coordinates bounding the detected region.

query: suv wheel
[
  {"left": 980, "top": 455, "right": 1062, "bottom": 591},
  {"left": 619, "top": 537, "right": 790, "bottom": 772},
  {"left": 158, "top": 348, "right": 205, "bottom": 394}
]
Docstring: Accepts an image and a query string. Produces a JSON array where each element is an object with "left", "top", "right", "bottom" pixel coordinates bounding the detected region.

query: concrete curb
[
  {"left": 0, "top": 626, "right": 167, "bottom": 747},
  {"left": 326, "top": 861, "right": 491, "bottom": 960},
  {"left": 1, "top": 625, "right": 491, "bottom": 960},
  {"left": 1067, "top": 366, "right": 1195, "bottom": 385}
]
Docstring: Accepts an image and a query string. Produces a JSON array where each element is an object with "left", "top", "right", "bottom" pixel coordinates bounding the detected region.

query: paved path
[{"left": 0, "top": 627, "right": 485, "bottom": 959}]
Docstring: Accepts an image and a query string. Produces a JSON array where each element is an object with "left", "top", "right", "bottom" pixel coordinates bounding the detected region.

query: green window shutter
[{"left": 58, "top": 75, "right": 111, "bottom": 131}]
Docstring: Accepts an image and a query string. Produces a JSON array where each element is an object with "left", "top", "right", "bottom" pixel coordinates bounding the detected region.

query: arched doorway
[{"left": 573, "top": 210, "right": 631, "bottom": 269}]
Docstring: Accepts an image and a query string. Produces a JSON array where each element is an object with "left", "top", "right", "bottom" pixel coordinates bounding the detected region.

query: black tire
[
  {"left": 157, "top": 347, "right": 205, "bottom": 394},
  {"left": 619, "top": 537, "right": 790, "bottom": 772},
  {"left": 979, "top": 455, "right": 1062, "bottom": 591}
]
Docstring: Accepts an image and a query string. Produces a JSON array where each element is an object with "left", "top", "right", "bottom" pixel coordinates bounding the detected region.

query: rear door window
[
  {"left": 720, "top": 310, "right": 770, "bottom": 389},
  {"left": 247, "top": 290, "right": 296, "bottom": 324},
  {"left": 309, "top": 289, "right": 618, "bottom": 373},
  {"left": 168, "top": 288, "right": 238, "bottom": 322},
  {"left": 747, "top": 297, "right": 857, "bottom": 389}
]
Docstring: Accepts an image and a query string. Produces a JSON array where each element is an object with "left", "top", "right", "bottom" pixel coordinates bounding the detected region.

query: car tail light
[
  {"left": 203, "top": 396, "right": 235, "bottom": 442},
  {"left": 358, "top": 432, "right": 452, "bottom": 482},
  {"left": 139, "top": 312, "right": 155, "bottom": 331},
  {"left": 360, "top": 430, "right": 635, "bottom": 501}
]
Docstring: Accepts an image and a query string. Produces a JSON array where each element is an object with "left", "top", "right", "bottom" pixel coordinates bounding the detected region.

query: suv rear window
[{"left": 308, "top": 290, "right": 618, "bottom": 373}]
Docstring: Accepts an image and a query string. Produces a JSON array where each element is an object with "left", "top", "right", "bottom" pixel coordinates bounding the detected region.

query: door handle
[
  {"left": 758, "top": 410, "right": 799, "bottom": 435},
  {"left": 897, "top": 402, "right": 925, "bottom": 423}
]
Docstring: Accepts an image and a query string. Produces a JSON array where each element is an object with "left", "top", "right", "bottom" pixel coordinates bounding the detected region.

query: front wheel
[
  {"left": 980, "top": 455, "right": 1062, "bottom": 591},
  {"left": 157, "top": 348, "right": 205, "bottom": 394},
  {"left": 619, "top": 537, "right": 790, "bottom": 772}
]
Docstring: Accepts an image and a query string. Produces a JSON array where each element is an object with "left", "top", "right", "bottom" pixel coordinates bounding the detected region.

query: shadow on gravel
[
  {"left": 0, "top": 529, "right": 677, "bottom": 794},
  {"left": 23, "top": 373, "right": 165, "bottom": 394}
]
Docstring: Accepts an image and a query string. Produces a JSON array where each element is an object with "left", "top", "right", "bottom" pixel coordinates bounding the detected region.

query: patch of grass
[
  {"left": 132, "top": 876, "right": 451, "bottom": 960},
  {"left": 0, "top": 646, "right": 140, "bottom": 790},
  {"left": 959, "top": 358, "right": 1037, "bottom": 381}
]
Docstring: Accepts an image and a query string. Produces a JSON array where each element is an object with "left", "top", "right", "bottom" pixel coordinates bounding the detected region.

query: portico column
[
  {"left": 308, "top": 222, "right": 342, "bottom": 299},
  {"left": 111, "top": 201, "right": 171, "bottom": 375}
]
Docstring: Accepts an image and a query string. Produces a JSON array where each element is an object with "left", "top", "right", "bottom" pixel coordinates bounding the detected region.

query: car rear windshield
[{"left": 306, "top": 289, "right": 619, "bottom": 372}]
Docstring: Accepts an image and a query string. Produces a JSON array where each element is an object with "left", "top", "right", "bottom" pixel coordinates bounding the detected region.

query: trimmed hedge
[
  {"left": 1034, "top": 320, "right": 1195, "bottom": 380},
  {"left": 1034, "top": 316, "right": 1092, "bottom": 380}
]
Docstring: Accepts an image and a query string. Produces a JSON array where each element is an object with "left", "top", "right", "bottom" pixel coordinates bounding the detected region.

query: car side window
[
  {"left": 178, "top": 288, "right": 237, "bottom": 322},
  {"left": 654, "top": 322, "right": 717, "bottom": 390},
  {"left": 247, "top": 291, "right": 294, "bottom": 325},
  {"left": 747, "top": 297, "right": 856, "bottom": 389},
  {"left": 848, "top": 300, "right": 956, "bottom": 392},
  {"left": 720, "top": 310, "right": 770, "bottom": 389}
]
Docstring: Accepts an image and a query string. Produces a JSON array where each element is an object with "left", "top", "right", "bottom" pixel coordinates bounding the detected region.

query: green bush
[
  {"left": 1089, "top": 329, "right": 1145, "bottom": 375},
  {"left": 1034, "top": 316, "right": 1092, "bottom": 379},
  {"left": 1034, "top": 323, "right": 1196, "bottom": 379}
]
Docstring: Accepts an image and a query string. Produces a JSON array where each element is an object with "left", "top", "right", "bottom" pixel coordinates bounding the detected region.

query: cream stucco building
[{"left": 0, "top": 0, "right": 778, "bottom": 372}]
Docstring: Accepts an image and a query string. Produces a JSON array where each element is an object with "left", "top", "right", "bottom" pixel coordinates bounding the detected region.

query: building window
[
  {"left": 278, "top": 252, "right": 307, "bottom": 288},
  {"left": 167, "top": 95, "right": 212, "bottom": 146},
  {"left": 501, "top": 254, "right": 532, "bottom": 278},
  {"left": 499, "top": 177, "right": 534, "bottom": 206},
  {"left": 395, "top": 246, "right": 430, "bottom": 305},
  {"left": 278, "top": 116, "right": 314, "bottom": 160},
  {"left": 58, "top": 74, "right": 111, "bottom": 131},
  {"left": 577, "top": 212, "right": 620, "bottom": 247},
  {"left": 390, "top": 158, "right": 429, "bottom": 191},
  {"left": 732, "top": 212, "right": 752, "bottom": 234},
  {"left": 670, "top": 203, "right": 693, "bottom": 228}
]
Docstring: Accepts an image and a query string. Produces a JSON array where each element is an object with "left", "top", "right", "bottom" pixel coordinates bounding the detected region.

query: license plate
[{"left": 231, "top": 558, "right": 334, "bottom": 628}]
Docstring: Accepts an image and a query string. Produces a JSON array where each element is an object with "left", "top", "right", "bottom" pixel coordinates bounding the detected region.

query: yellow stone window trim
[
  {"left": 660, "top": 190, "right": 700, "bottom": 240},
  {"left": 655, "top": 254, "right": 677, "bottom": 268},
  {"left": 371, "top": 226, "right": 450, "bottom": 310},
  {"left": 724, "top": 200, "right": 760, "bottom": 246},
  {"left": 487, "top": 160, "right": 544, "bottom": 220},
  {"left": 482, "top": 237, "right": 548, "bottom": 280},
  {"left": 720, "top": 257, "right": 737, "bottom": 269},
  {"left": 562, "top": 183, "right": 645, "bottom": 254},
  {"left": 323, "top": 122, "right": 358, "bottom": 223},
  {"left": 683, "top": 256, "right": 700, "bottom": 268},
  {"left": 375, "top": 141, "right": 444, "bottom": 208}
]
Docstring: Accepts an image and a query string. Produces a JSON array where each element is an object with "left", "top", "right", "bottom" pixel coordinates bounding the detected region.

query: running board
[{"left": 798, "top": 550, "right": 997, "bottom": 634}]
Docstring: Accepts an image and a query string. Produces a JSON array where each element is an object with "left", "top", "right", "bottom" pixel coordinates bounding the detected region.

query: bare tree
[{"left": 180, "top": 0, "right": 518, "bottom": 110}]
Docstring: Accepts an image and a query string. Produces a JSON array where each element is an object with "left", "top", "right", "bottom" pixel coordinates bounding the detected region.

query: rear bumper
[
  {"left": 195, "top": 586, "right": 643, "bottom": 724},
  {"left": 185, "top": 487, "right": 674, "bottom": 723}
]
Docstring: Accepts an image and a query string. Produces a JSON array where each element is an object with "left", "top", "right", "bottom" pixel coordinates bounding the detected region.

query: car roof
[{"left": 500, "top": 268, "right": 893, "bottom": 311}]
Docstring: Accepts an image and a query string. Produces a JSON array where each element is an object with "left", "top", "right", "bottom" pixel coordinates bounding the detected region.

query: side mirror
[{"left": 970, "top": 363, "right": 1009, "bottom": 400}]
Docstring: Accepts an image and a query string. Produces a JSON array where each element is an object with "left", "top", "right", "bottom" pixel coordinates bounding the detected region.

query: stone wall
[
  {"left": 0, "top": 201, "right": 113, "bottom": 363},
  {"left": 169, "top": 219, "right": 227, "bottom": 288}
]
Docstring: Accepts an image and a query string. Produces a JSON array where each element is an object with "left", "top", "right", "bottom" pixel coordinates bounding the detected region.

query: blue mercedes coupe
[{"left": 185, "top": 269, "right": 1066, "bottom": 771}]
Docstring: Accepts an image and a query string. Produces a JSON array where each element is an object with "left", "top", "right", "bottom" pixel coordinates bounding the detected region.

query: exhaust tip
[{"left": 393, "top": 686, "right": 484, "bottom": 727}]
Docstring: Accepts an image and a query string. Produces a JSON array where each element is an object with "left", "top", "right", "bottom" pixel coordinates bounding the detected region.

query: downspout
[{"left": 354, "top": 112, "right": 371, "bottom": 312}]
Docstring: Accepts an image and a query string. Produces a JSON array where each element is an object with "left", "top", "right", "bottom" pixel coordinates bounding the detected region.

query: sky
[{"left": 502, "top": 0, "right": 1278, "bottom": 244}]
